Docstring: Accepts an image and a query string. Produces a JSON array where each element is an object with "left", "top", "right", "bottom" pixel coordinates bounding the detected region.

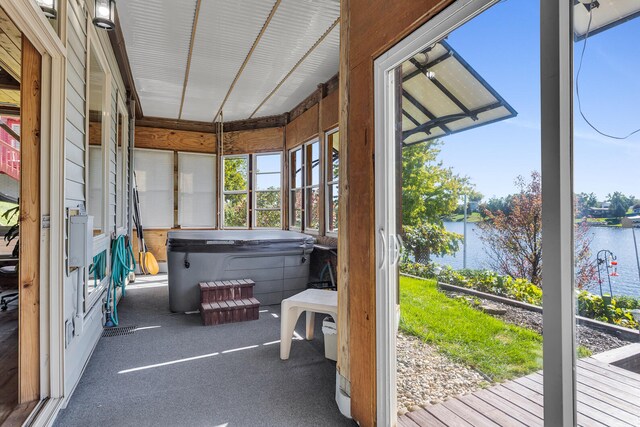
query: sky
[{"left": 427, "top": 0, "right": 640, "bottom": 200}]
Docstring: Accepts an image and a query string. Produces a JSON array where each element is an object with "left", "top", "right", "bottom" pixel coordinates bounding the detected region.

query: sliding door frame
[
  {"left": 0, "top": 0, "right": 67, "bottom": 424},
  {"left": 373, "top": 0, "right": 576, "bottom": 425}
]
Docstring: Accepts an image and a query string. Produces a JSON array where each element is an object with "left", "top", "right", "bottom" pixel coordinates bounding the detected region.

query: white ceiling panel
[
  {"left": 117, "top": 0, "right": 197, "bottom": 118},
  {"left": 255, "top": 24, "right": 339, "bottom": 118},
  {"left": 220, "top": 0, "right": 340, "bottom": 121},
  {"left": 180, "top": 0, "right": 276, "bottom": 122}
]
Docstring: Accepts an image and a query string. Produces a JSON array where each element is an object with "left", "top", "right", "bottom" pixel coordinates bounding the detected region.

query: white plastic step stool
[{"left": 280, "top": 289, "right": 338, "bottom": 360}]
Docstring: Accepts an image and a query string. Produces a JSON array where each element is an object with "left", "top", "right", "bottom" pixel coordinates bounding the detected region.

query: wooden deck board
[
  {"left": 398, "top": 355, "right": 640, "bottom": 426},
  {"left": 457, "top": 394, "right": 528, "bottom": 427}
]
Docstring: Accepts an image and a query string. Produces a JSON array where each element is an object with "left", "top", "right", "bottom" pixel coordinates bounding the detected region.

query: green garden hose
[{"left": 106, "top": 235, "right": 136, "bottom": 326}]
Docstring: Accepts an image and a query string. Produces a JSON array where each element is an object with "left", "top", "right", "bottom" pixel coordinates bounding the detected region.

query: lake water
[{"left": 433, "top": 221, "right": 640, "bottom": 298}]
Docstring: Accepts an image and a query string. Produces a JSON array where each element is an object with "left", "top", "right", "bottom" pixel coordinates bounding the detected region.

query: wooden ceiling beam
[
  {"left": 213, "top": 0, "right": 282, "bottom": 123},
  {"left": 250, "top": 18, "right": 340, "bottom": 119},
  {"left": 136, "top": 114, "right": 290, "bottom": 134},
  {"left": 288, "top": 73, "right": 338, "bottom": 123},
  {"left": 0, "top": 68, "right": 19, "bottom": 91},
  {"left": 178, "top": 0, "right": 202, "bottom": 120}
]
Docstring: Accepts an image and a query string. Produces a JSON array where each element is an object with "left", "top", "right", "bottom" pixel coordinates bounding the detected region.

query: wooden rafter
[
  {"left": 178, "top": 0, "right": 202, "bottom": 120},
  {"left": 213, "top": 0, "right": 282, "bottom": 123},
  {"left": 0, "top": 8, "right": 21, "bottom": 82},
  {"left": 250, "top": 17, "right": 340, "bottom": 119}
]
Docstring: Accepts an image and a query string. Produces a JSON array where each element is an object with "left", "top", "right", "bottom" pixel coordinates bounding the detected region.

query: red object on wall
[{"left": 0, "top": 116, "right": 20, "bottom": 181}]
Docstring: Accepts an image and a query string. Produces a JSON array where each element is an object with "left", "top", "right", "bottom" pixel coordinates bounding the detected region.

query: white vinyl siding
[{"left": 65, "top": 1, "right": 87, "bottom": 208}]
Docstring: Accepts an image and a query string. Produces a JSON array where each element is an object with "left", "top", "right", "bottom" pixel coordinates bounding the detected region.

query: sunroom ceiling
[{"left": 117, "top": 0, "right": 340, "bottom": 122}]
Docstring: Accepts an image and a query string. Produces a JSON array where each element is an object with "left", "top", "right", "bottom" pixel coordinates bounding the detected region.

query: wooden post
[
  {"left": 337, "top": 0, "right": 351, "bottom": 399},
  {"left": 19, "top": 34, "right": 41, "bottom": 404}
]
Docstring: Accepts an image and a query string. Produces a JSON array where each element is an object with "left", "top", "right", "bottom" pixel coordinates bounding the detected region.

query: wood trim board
[{"left": 19, "top": 34, "right": 40, "bottom": 404}]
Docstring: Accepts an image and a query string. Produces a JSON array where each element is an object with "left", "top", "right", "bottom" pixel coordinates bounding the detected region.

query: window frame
[
  {"left": 303, "top": 139, "right": 321, "bottom": 234},
  {"left": 289, "top": 146, "right": 305, "bottom": 231},
  {"left": 252, "top": 152, "right": 283, "bottom": 229},
  {"left": 84, "top": 26, "right": 112, "bottom": 312},
  {"left": 325, "top": 127, "right": 339, "bottom": 237},
  {"left": 115, "top": 96, "right": 129, "bottom": 235},
  {"left": 221, "top": 154, "right": 250, "bottom": 229},
  {"left": 178, "top": 151, "right": 217, "bottom": 228}
]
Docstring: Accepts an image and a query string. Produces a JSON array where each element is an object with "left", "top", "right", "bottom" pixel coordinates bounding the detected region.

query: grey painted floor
[{"left": 55, "top": 275, "right": 355, "bottom": 427}]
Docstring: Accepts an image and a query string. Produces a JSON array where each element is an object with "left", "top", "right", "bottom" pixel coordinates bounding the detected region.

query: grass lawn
[
  {"left": 399, "top": 275, "right": 543, "bottom": 382},
  {"left": 446, "top": 212, "right": 483, "bottom": 222}
]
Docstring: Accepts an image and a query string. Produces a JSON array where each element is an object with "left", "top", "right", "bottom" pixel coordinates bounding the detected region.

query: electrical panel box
[{"left": 69, "top": 214, "right": 93, "bottom": 268}]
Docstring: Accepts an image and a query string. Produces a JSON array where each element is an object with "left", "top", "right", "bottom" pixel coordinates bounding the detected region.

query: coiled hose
[{"left": 106, "top": 235, "right": 136, "bottom": 327}]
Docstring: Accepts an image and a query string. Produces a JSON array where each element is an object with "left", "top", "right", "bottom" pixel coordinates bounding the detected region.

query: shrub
[{"left": 399, "top": 261, "right": 639, "bottom": 329}]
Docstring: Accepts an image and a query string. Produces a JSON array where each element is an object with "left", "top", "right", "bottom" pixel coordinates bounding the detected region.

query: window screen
[
  {"left": 178, "top": 152, "right": 216, "bottom": 228},
  {"left": 134, "top": 149, "right": 174, "bottom": 228}
]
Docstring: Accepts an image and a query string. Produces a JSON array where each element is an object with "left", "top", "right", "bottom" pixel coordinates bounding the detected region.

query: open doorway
[
  {"left": 0, "top": 6, "right": 42, "bottom": 423},
  {"left": 376, "top": 1, "right": 640, "bottom": 425},
  {"left": 0, "top": 7, "right": 22, "bottom": 422}
]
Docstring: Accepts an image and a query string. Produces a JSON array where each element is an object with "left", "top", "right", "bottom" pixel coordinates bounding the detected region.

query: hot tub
[{"left": 166, "top": 230, "right": 315, "bottom": 312}]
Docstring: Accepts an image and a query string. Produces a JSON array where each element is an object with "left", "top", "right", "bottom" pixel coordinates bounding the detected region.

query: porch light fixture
[
  {"left": 93, "top": 0, "right": 116, "bottom": 31},
  {"left": 36, "top": 0, "right": 57, "bottom": 19}
]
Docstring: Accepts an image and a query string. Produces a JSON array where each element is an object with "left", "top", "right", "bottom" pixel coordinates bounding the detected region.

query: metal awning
[
  {"left": 574, "top": 0, "right": 640, "bottom": 40},
  {"left": 401, "top": 40, "right": 517, "bottom": 146}
]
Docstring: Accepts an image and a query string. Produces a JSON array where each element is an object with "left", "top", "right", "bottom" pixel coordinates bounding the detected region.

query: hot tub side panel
[{"left": 167, "top": 249, "right": 312, "bottom": 312}]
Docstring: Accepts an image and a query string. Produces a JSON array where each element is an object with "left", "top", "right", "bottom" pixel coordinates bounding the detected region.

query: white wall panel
[
  {"left": 178, "top": 152, "right": 216, "bottom": 227},
  {"left": 134, "top": 149, "right": 174, "bottom": 228}
]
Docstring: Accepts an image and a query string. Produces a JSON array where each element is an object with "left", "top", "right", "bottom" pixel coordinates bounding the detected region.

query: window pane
[
  {"left": 328, "top": 183, "right": 339, "bottom": 232},
  {"left": 179, "top": 153, "right": 216, "bottom": 227},
  {"left": 256, "top": 153, "right": 281, "bottom": 173},
  {"left": 256, "top": 191, "right": 280, "bottom": 209},
  {"left": 310, "top": 141, "right": 320, "bottom": 185},
  {"left": 573, "top": 3, "right": 640, "bottom": 426},
  {"left": 306, "top": 187, "right": 320, "bottom": 229},
  {"left": 88, "top": 146, "right": 103, "bottom": 232},
  {"left": 256, "top": 210, "right": 281, "bottom": 228},
  {"left": 328, "top": 131, "right": 339, "bottom": 182},
  {"left": 223, "top": 157, "right": 248, "bottom": 191},
  {"left": 88, "top": 45, "right": 105, "bottom": 233},
  {"left": 291, "top": 189, "right": 302, "bottom": 229},
  {"left": 290, "top": 148, "right": 303, "bottom": 188},
  {"left": 224, "top": 194, "right": 247, "bottom": 228},
  {"left": 256, "top": 173, "right": 281, "bottom": 191},
  {"left": 134, "top": 149, "right": 174, "bottom": 228}
]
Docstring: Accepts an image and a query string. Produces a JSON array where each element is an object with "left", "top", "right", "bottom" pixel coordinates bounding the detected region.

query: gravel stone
[{"left": 396, "top": 332, "right": 489, "bottom": 414}]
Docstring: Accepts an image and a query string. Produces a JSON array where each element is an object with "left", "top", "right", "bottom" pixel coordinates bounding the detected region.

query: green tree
[
  {"left": 223, "top": 158, "right": 249, "bottom": 227},
  {"left": 576, "top": 192, "right": 598, "bottom": 217},
  {"left": 401, "top": 140, "right": 469, "bottom": 262},
  {"left": 606, "top": 191, "right": 635, "bottom": 218}
]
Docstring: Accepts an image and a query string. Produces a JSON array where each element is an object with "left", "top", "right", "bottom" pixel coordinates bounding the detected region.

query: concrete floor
[{"left": 55, "top": 275, "right": 354, "bottom": 427}]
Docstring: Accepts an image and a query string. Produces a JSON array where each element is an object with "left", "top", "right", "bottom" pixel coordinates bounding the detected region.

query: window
[
  {"left": 253, "top": 153, "right": 282, "bottom": 228},
  {"left": 222, "top": 155, "right": 249, "bottom": 228},
  {"left": 289, "top": 139, "right": 321, "bottom": 233},
  {"left": 134, "top": 149, "right": 174, "bottom": 228},
  {"left": 305, "top": 141, "right": 321, "bottom": 231},
  {"left": 178, "top": 152, "right": 216, "bottom": 228},
  {"left": 87, "top": 44, "right": 106, "bottom": 235},
  {"left": 289, "top": 147, "right": 304, "bottom": 230},
  {"left": 326, "top": 129, "right": 339, "bottom": 235},
  {"left": 116, "top": 105, "right": 128, "bottom": 231}
]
